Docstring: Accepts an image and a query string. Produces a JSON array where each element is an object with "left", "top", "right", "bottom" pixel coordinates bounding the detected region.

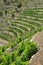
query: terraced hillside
[
  {"left": 27, "top": 0, "right": 43, "bottom": 8},
  {"left": 0, "top": 0, "right": 43, "bottom": 65}
]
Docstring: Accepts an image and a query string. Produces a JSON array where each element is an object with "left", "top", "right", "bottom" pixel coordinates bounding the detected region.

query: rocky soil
[{"left": 29, "top": 31, "right": 43, "bottom": 65}]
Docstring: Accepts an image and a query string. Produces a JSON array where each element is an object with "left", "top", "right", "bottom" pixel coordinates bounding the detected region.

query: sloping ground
[
  {"left": 0, "top": 1, "right": 43, "bottom": 64},
  {"left": 27, "top": 0, "right": 43, "bottom": 8},
  {"left": 29, "top": 31, "right": 43, "bottom": 65}
]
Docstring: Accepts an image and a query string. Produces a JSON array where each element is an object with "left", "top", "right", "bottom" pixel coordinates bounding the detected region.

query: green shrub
[
  {"left": 15, "top": 57, "right": 22, "bottom": 65},
  {"left": 10, "top": 42, "right": 15, "bottom": 49},
  {"left": 0, "top": 48, "right": 2, "bottom": 55},
  {"left": 18, "top": 41, "right": 25, "bottom": 55},
  {"left": 18, "top": 37, "right": 22, "bottom": 42},
  {"left": 3, "top": 0, "right": 7, "bottom": 2},
  {"left": 3, "top": 0, "right": 10, "bottom": 5},
  {"left": 5, "top": 10, "right": 7, "bottom": 14},
  {"left": 12, "top": 14, "right": 14, "bottom": 18},
  {"left": 30, "top": 42, "right": 38, "bottom": 54},
  {"left": 0, "top": 56, "right": 3, "bottom": 63},
  {"left": 1, "top": 46, "right": 5, "bottom": 52},
  {"left": 3, "top": 55, "right": 10, "bottom": 65},
  {"left": 16, "top": 37, "right": 22, "bottom": 43},
  {"left": 0, "top": 11, "right": 3, "bottom": 16},
  {"left": 21, "top": 41, "right": 38, "bottom": 61},
  {"left": 11, "top": 52, "right": 15, "bottom": 62},
  {"left": 21, "top": 49, "right": 29, "bottom": 61},
  {"left": 17, "top": 3, "right": 22, "bottom": 8}
]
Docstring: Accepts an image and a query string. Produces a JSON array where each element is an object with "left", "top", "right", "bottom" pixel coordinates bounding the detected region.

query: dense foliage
[{"left": 0, "top": 41, "right": 38, "bottom": 65}]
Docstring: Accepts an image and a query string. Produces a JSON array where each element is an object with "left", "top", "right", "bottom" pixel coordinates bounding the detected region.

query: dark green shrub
[
  {"left": 0, "top": 11, "right": 3, "bottom": 16},
  {"left": 18, "top": 37, "right": 22, "bottom": 43},
  {"left": 11, "top": 52, "right": 15, "bottom": 62},
  {"left": 0, "top": 56, "right": 3, "bottom": 63},
  {"left": 30, "top": 42, "right": 38, "bottom": 54},
  {"left": 3, "top": 0, "right": 7, "bottom": 2},
  {"left": 5, "top": 10, "right": 7, "bottom": 14},
  {"left": 18, "top": 41, "right": 25, "bottom": 55},
  {"left": 15, "top": 37, "right": 22, "bottom": 44},
  {"left": 0, "top": 48, "right": 2, "bottom": 55},
  {"left": 3, "top": 0, "right": 10, "bottom": 5},
  {"left": 12, "top": 14, "right": 14, "bottom": 18},
  {"left": 17, "top": 3, "right": 22, "bottom": 8},
  {"left": 10, "top": 42, "right": 14, "bottom": 49},
  {"left": 3, "top": 55, "right": 10, "bottom": 65},
  {"left": 34, "top": 30, "right": 38, "bottom": 34},
  {"left": 21, "top": 41, "right": 38, "bottom": 61},
  {"left": 39, "top": 27, "right": 43, "bottom": 31},
  {"left": 21, "top": 49, "right": 29, "bottom": 61},
  {"left": 1, "top": 46, "right": 5, "bottom": 52}
]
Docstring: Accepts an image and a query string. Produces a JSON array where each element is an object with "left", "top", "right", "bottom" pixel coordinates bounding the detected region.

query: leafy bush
[
  {"left": 21, "top": 41, "right": 38, "bottom": 61},
  {"left": 15, "top": 57, "right": 22, "bottom": 65},
  {"left": 3, "top": 55, "right": 10, "bottom": 65},
  {"left": 18, "top": 41, "right": 25, "bottom": 55}
]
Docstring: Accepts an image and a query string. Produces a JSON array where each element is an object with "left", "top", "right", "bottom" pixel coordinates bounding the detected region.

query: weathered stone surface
[{"left": 29, "top": 31, "right": 43, "bottom": 65}]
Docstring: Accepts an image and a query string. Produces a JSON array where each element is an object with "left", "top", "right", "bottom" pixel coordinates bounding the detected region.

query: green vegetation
[
  {"left": 0, "top": 41, "right": 38, "bottom": 65},
  {"left": 0, "top": 11, "right": 3, "bottom": 16},
  {"left": 0, "top": 0, "right": 43, "bottom": 65},
  {"left": 17, "top": 3, "right": 22, "bottom": 8}
]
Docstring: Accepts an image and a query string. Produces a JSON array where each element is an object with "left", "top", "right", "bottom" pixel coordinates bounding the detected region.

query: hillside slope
[{"left": 0, "top": 0, "right": 43, "bottom": 65}]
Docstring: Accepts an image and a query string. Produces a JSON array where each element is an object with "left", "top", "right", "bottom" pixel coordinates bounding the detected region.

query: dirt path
[{"left": 29, "top": 31, "right": 43, "bottom": 65}]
